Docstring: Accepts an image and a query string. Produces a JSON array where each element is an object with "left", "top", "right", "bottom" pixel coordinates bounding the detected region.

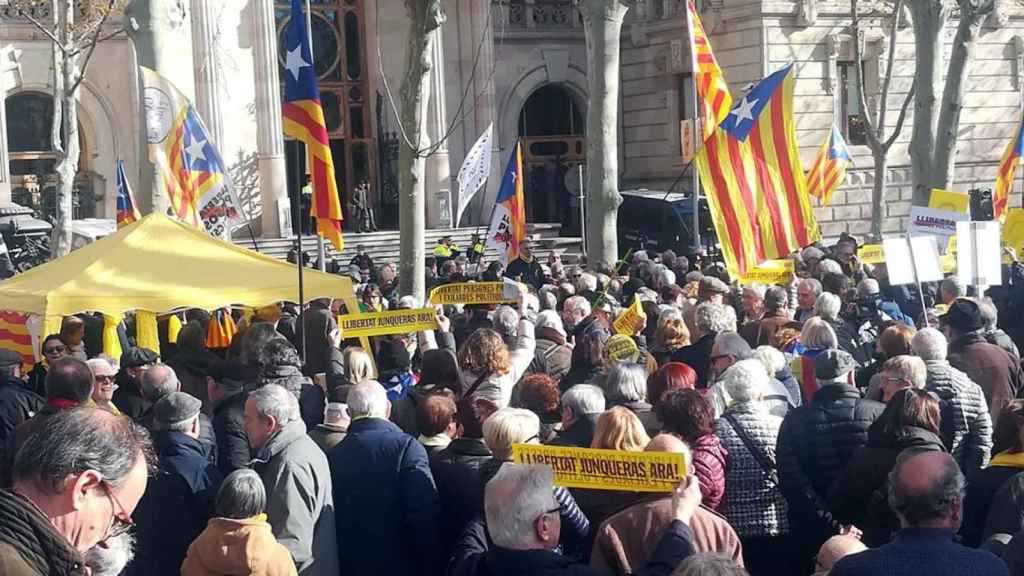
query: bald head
[
  {"left": 141, "top": 364, "right": 179, "bottom": 402},
  {"left": 645, "top": 433, "right": 687, "bottom": 454},
  {"left": 817, "top": 535, "right": 867, "bottom": 572},
  {"left": 888, "top": 450, "right": 964, "bottom": 529}
]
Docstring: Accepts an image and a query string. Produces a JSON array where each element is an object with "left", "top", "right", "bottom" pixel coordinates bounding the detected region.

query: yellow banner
[
  {"left": 740, "top": 259, "right": 794, "bottom": 286},
  {"left": 613, "top": 298, "right": 645, "bottom": 336},
  {"left": 512, "top": 444, "right": 686, "bottom": 492},
  {"left": 427, "top": 282, "right": 517, "bottom": 306},
  {"left": 338, "top": 308, "right": 439, "bottom": 338},
  {"left": 929, "top": 188, "right": 970, "bottom": 214},
  {"left": 857, "top": 244, "right": 886, "bottom": 264},
  {"left": 1005, "top": 209, "right": 1024, "bottom": 256}
]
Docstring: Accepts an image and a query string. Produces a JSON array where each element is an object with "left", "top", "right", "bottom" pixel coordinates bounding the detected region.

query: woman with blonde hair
[
  {"left": 591, "top": 406, "right": 650, "bottom": 451},
  {"left": 651, "top": 311, "right": 691, "bottom": 366},
  {"left": 331, "top": 347, "right": 376, "bottom": 402}
]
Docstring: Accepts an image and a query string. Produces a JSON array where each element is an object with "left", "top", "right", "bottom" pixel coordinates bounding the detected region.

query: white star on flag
[
  {"left": 185, "top": 133, "right": 207, "bottom": 163},
  {"left": 285, "top": 45, "right": 310, "bottom": 81},
  {"left": 730, "top": 96, "right": 758, "bottom": 126}
]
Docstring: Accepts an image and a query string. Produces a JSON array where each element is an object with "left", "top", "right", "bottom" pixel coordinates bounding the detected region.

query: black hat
[
  {"left": 120, "top": 347, "right": 159, "bottom": 369},
  {"left": 814, "top": 349, "right": 857, "bottom": 381},
  {"left": 941, "top": 298, "right": 985, "bottom": 332},
  {"left": 0, "top": 349, "right": 22, "bottom": 367},
  {"left": 377, "top": 339, "right": 411, "bottom": 372},
  {"left": 153, "top": 392, "right": 202, "bottom": 426}
]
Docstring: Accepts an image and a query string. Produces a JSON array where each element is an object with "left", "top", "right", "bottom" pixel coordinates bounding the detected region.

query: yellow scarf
[{"left": 989, "top": 450, "right": 1024, "bottom": 469}]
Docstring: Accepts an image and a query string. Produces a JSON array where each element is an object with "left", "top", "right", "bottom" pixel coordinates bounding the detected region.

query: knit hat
[
  {"left": 378, "top": 339, "right": 411, "bottom": 372},
  {"left": 153, "top": 392, "right": 202, "bottom": 427},
  {"left": 941, "top": 298, "right": 985, "bottom": 332},
  {"left": 605, "top": 334, "right": 640, "bottom": 363},
  {"left": 814, "top": 349, "right": 856, "bottom": 381},
  {"left": 120, "top": 347, "right": 158, "bottom": 369}
]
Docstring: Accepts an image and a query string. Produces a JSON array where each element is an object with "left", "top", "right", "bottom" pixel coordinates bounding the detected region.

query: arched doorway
[{"left": 518, "top": 84, "right": 585, "bottom": 230}]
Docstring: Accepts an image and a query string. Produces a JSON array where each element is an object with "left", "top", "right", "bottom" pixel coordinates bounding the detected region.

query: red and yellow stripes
[
  {"left": 686, "top": 0, "right": 732, "bottom": 140},
  {"left": 994, "top": 117, "right": 1023, "bottom": 222},
  {"left": 284, "top": 99, "right": 345, "bottom": 250},
  {"left": 163, "top": 108, "right": 202, "bottom": 227},
  {"left": 695, "top": 69, "right": 819, "bottom": 278},
  {"left": 0, "top": 311, "right": 34, "bottom": 372}
]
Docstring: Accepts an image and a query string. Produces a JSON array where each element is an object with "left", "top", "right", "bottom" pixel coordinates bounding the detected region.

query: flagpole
[
  {"left": 690, "top": 77, "right": 701, "bottom": 255},
  {"left": 302, "top": 0, "right": 328, "bottom": 273}
]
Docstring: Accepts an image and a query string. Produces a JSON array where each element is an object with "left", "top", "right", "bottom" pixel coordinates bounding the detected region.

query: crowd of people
[{"left": 1, "top": 233, "right": 1024, "bottom": 576}]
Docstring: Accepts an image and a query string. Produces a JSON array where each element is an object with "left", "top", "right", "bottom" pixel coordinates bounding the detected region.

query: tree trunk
[
  {"left": 579, "top": 0, "right": 630, "bottom": 269},
  {"left": 870, "top": 152, "right": 887, "bottom": 240},
  {"left": 931, "top": 1, "right": 989, "bottom": 190},
  {"left": 908, "top": 0, "right": 950, "bottom": 205},
  {"left": 397, "top": 0, "right": 444, "bottom": 301},
  {"left": 51, "top": 0, "right": 78, "bottom": 258}
]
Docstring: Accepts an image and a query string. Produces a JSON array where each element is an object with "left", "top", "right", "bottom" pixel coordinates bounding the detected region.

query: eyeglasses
[
  {"left": 43, "top": 345, "right": 67, "bottom": 355},
  {"left": 101, "top": 481, "right": 134, "bottom": 539},
  {"left": 95, "top": 375, "right": 116, "bottom": 383}
]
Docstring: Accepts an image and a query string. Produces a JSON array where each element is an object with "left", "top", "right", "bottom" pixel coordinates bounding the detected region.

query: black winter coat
[
  {"left": 979, "top": 469, "right": 1024, "bottom": 546},
  {"left": 828, "top": 424, "right": 946, "bottom": 546},
  {"left": 212, "top": 390, "right": 249, "bottom": 475},
  {"left": 429, "top": 437, "right": 493, "bottom": 558},
  {"left": 670, "top": 333, "right": 716, "bottom": 390},
  {"left": 962, "top": 455, "right": 1024, "bottom": 547},
  {"left": 549, "top": 414, "right": 600, "bottom": 449},
  {"left": 0, "top": 376, "right": 43, "bottom": 449},
  {"left": 23, "top": 364, "right": 46, "bottom": 398},
  {"left": 504, "top": 257, "right": 545, "bottom": 290},
  {"left": 111, "top": 370, "right": 148, "bottom": 421},
  {"left": 776, "top": 383, "right": 885, "bottom": 561}
]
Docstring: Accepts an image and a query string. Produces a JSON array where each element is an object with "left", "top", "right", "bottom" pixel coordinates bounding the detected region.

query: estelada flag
[
  {"left": 994, "top": 111, "right": 1024, "bottom": 221},
  {"left": 695, "top": 64, "right": 820, "bottom": 278},
  {"left": 115, "top": 159, "right": 140, "bottom": 228},
  {"left": 806, "top": 125, "right": 852, "bottom": 207},
  {"left": 486, "top": 141, "right": 527, "bottom": 265},
  {"left": 685, "top": 0, "right": 732, "bottom": 140},
  {"left": 206, "top": 309, "right": 236, "bottom": 349},
  {"left": 0, "top": 311, "right": 34, "bottom": 372},
  {"left": 282, "top": 0, "right": 344, "bottom": 250}
]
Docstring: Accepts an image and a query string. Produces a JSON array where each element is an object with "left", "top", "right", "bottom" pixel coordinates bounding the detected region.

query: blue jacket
[
  {"left": 329, "top": 417, "right": 441, "bottom": 576},
  {"left": 831, "top": 527, "right": 1008, "bottom": 576}
]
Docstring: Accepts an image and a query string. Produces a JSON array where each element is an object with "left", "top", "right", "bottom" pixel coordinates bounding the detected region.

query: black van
[{"left": 617, "top": 189, "right": 715, "bottom": 257}]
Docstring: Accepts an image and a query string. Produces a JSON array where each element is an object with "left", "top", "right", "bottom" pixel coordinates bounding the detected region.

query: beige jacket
[{"left": 182, "top": 517, "right": 297, "bottom": 576}]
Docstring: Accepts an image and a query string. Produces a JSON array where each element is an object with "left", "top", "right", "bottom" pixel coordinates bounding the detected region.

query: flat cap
[
  {"left": 153, "top": 391, "right": 202, "bottom": 426},
  {"left": 699, "top": 276, "right": 730, "bottom": 295},
  {"left": 0, "top": 349, "right": 22, "bottom": 367},
  {"left": 120, "top": 347, "right": 158, "bottom": 369},
  {"left": 941, "top": 298, "right": 985, "bottom": 332},
  {"left": 814, "top": 349, "right": 856, "bottom": 381}
]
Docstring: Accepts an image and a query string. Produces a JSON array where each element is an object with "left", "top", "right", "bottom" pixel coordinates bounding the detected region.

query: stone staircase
[{"left": 233, "top": 223, "right": 583, "bottom": 270}]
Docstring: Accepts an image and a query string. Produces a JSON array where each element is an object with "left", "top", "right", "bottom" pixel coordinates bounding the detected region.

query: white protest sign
[
  {"left": 956, "top": 221, "right": 1003, "bottom": 287},
  {"left": 908, "top": 236, "right": 943, "bottom": 282},
  {"left": 907, "top": 206, "right": 970, "bottom": 242},
  {"left": 883, "top": 236, "right": 943, "bottom": 285}
]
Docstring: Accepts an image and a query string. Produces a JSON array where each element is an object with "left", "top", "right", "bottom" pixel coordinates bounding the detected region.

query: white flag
[{"left": 455, "top": 123, "right": 493, "bottom": 226}]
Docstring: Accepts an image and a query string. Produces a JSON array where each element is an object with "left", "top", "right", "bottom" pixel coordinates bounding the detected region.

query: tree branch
[
  {"left": 884, "top": 79, "right": 915, "bottom": 151},
  {"left": 852, "top": 0, "right": 884, "bottom": 152},
  {"left": 15, "top": 7, "right": 66, "bottom": 52},
  {"left": 876, "top": 0, "right": 904, "bottom": 140},
  {"left": 68, "top": 0, "right": 119, "bottom": 94}
]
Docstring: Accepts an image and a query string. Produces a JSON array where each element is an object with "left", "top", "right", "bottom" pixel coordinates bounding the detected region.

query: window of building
[
  {"left": 838, "top": 61, "right": 868, "bottom": 146},
  {"left": 677, "top": 73, "right": 693, "bottom": 156}
]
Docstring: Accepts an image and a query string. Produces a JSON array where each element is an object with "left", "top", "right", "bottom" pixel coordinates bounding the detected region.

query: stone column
[
  {"left": 0, "top": 46, "right": 22, "bottom": 207},
  {"left": 190, "top": 0, "right": 225, "bottom": 148},
  {"left": 126, "top": 0, "right": 195, "bottom": 214},
  {"left": 252, "top": 0, "right": 288, "bottom": 237},
  {"left": 425, "top": 27, "right": 450, "bottom": 229}
]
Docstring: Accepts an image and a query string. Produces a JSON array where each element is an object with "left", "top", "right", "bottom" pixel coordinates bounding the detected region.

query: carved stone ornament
[
  {"left": 987, "top": 0, "right": 1009, "bottom": 30},
  {"left": 797, "top": 0, "right": 817, "bottom": 27}
]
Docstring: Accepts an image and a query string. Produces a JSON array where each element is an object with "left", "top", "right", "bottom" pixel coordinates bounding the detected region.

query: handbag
[{"left": 723, "top": 412, "right": 779, "bottom": 486}]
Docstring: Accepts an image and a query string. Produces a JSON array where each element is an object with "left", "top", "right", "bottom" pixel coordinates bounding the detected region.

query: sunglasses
[{"left": 44, "top": 345, "right": 67, "bottom": 355}]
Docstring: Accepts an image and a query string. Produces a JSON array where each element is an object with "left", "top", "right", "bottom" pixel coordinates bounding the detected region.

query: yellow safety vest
[{"left": 434, "top": 245, "right": 452, "bottom": 257}]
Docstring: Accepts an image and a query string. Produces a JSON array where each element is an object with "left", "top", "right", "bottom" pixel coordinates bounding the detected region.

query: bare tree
[
  {"left": 577, "top": 0, "right": 633, "bottom": 269},
  {"left": 396, "top": 0, "right": 444, "bottom": 301},
  {"left": 9, "top": 0, "right": 125, "bottom": 258},
  {"left": 909, "top": 0, "right": 995, "bottom": 203},
  {"left": 851, "top": 0, "right": 915, "bottom": 239}
]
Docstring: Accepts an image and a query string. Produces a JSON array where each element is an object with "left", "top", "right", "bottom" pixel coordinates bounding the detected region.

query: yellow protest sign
[
  {"left": 513, "top": 444, "right": 686, "bottom": 492},
  {"left": 857, "top": 244, "right": 886, "bottom": 264},
  {"left": 740, "top": 259, "right": 794, "bottom": 286},
  {"left": 613, "top": 298, "right": 646, "bottom": 335},
  {"left": 1005, "top": 209, "right": 1024, "bottom": 256},
  {"left": 427, "top": 282, "right": 517, "bottom": 306},
  {"left": 940, "top": 253, "right": 957, "bottom": 274},
  {"left": 929, "top": 188, "right": 970, "bottom": 214},
  {"left": 337, "top": 308, "right": 439, "bottom": 338}
]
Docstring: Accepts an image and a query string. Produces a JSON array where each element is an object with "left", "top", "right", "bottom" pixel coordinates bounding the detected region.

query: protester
[
  {"left": 299, "top": 306, "right": 344, "bottom": 382},
  {"left": 672, "top": 303, "right": 730, "bottom": 389},
  {"left": 0, "top": 348, "right": 43, "bottom": 448},
  {"left": 562, "top": 331, "right": 607, "bottom": 390},
  {"left": 167, "top": 321, "right": 221, "bottom": 409},
  {"left": 604, "top": 362, "right": 659, "bottom": 434},
  {"left": 713, "top": 359, "right": 790, "bottom": 575},
  {"left": 739, "top": 286, "right": 793, "bottom": 348},
  {"left": 416, "top": 392, "right": 458, "bottom": 455},
  {"left": 87, "top": 356, "right": 120, "bottom": 414},
  {"left": 60, "top": 316, "right": 87, "bottom": 361},
  {"left": 796, "top": 278, "right": 823, "bottom": 323},
  {"left": 875, "top": 355, "right": 928, "bottom": 402},
  {"left": 258, "top": 339, "right": 326, "bottom": 430},
  {"left": 858, "top": 324, "right": 917, "bottom": 399},
  {"left": 456, "top": 303, "right": 535, "bottom": 408},
  {"left": 0, "top": 408, "right": 154, "bottom": 574},
  {"left": 776, "top": 349, "right": 884, "bottom": 572},
  {"left": 551, "top": 384, "right": 606, "bottom": 448},
  {"left": 24, "top": 334, "right": 68, "bottom": 397},
  {"left": 513, "top": 373, "right": 563, "bottom": 442},
  {"left": 912, "top": 327, "right": 992, "bottom": 476},
  {"left": 329, "top": 381, "right": 439, "bottom": 576},
  {"left": 656, "top": 389, "right": 726, "bottom": 510},
  {"left": 530, "top": 309, "right": 573, "bottom": 383},
  {"left": 246, "top": 384, "right": 337, "bottom": 576},
  {"left": 309, "top": 402, "right": 348, "bottom": 453},
  {"left": 208, "top": 361, "right": 250, "bottom": 474},
  {"left": 813, "top": 535, "right": 867, "bottom": 576},
  {"left": 112, "top": 346, "right": 159, "bottom": 419},
  {"left": 790, "top": 317, "right": 839, "bottom": 404},
  {"left": 704, "top": 332, "right": 753, "bottom": 417},
  {"left": 651, "top": 310, "right": 691, "bottom": 366},
  {"left": 964, "top": 401, "right": 1024, "bottom": 547},
  {"left": 182, "top": 468, "right": 297, "bottom": 576},
  {"left": 336, "top": 346, "right": 376, "bottom": 397},
  {"left": 830, "top": 451, "right": 1009, "bottom": 576}
]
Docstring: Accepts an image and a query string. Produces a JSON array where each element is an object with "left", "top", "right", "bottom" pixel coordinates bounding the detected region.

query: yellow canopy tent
[{"left": 0, "top": 212, "right": 358, "bottom": 324}]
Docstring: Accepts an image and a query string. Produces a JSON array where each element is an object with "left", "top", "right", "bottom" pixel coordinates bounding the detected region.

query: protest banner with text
[
  {"left": 427, "top": 282, "right": 518, "bottom": 306},
  {"left": 512, "top": 444, "right": 686, "bottom": 492},
  {"left": 338, "top": 308, "right": 439, "bottom": 338}
]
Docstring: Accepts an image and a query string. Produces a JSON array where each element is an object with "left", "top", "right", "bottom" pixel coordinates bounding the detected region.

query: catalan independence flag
[
  {"left": 994, "top": 113, "right": 1023, "bottom": 221},
  {"left": 0, "top": 311, "right": 35, "bottom": 372},
  {"left": 282, "top": 0, "right": 344, "bottom": 250},
  {"left": 115, "top": 159, "right": 140, "bottom": 227},
  {"left": 486, "top": 141, "right": 527, "bottom": 264},
  {"left": 695, "top": 65, "right": 820, "bottom": 278},
  {"left": 685, "top": 0, "right": 732, "bottom": 140},
  {"left": 806, "top": 125, "right": 851, "bottom": 206}
]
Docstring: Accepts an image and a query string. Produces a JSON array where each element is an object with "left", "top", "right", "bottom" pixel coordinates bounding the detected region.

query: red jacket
[{"left": 691, "top": 433, "right": 728, "bottom": 511}]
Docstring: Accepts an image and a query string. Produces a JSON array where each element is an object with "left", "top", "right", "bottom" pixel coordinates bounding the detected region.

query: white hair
[
  {"left": 485, "top": 464, "right": 558, "bottom": 549},
  {"left": 604, "top": 362, "right": 647, "bottom": 404},
  {"left": 347, "top": 381, "right": 389, "bottom": 419},
  {"left": 483, "top": 407, "right": 540, "bottom": 460},
  {"left": 86, "top": 357, "right": 117, "bottom": 374},
  {"left": 857, "top": 278, "right": 880, "bottom": 298},
  {"left": 721, "top": 304, "right": 738, "bottom": 332},
  {"left": 398, "top": 295, "right": 420, "bottom": 309},
  {"left": 816, "top": 259, "right": 843, "bottom": 276},
  {"left": 694, "top": 302, "right": 731, "bottom": 334},
  {"left": 561, "top": 385, "right": 606, "bottom": 419},
  {"left": 752, "top": 345, "right": 786, "bottom": 375},
  {"left": 799, "top": 278, "right": 823, "bottom": 297},
  {"left": 538, "top": 287, "right": 558, "bottom": 311},
  {"left": 577, "top": 272, "right": 598, "bottom": 293},
  {"left": 656, "top": 268, "right": 676, "bottom": 289},
  {"left": 563, "top": 296, "right": 591, "bottom": 323},
  {"left": 535, "top": 310, "right": 566, "bottom": 336},
  {"left": 801, "top": 317, "right": 838, "bottom": 350},
  {"left": 721, "top": 359, "right": 770, "bottom": 403},
  {"left": 802, "top": 246, "right": 825, "bottom": 261},
  {"left": 250, "top": 384, "right": 300, "bottom": 425},
  {"left": 85, "top": 532, "right": 135, "bottom": 576},
  {"left": 911, "top": 327, "right": 948, "bottom": 361},
  {"left": 814, "top": 292, "right": 842, "bottom": 322},
  {"left": 742, "top": 283, "right": 767, "bottom": 299},
  {"left": 493, "top": 306, "right": 521, "bottom": 338},
  {"left": 884, "top": 355, "right": 928, "bottom": 389},
  {"left": 324, "top": 402, "right": 348, "bottom": 424}
]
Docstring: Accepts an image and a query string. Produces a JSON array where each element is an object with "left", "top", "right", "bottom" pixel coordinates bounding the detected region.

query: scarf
[{"left": 990, "top": 451, "right": 1024, "bottom": 469}]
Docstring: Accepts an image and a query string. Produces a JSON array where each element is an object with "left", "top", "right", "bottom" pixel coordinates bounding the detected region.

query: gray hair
[
  {"left": 673, "top": 553, "right": 748, "bottom": 576},
  {"left": 155, "top": 413, "right": 199, "bottom": 434},
  {"left": 562, "top": 384, "right": 606, "bottom": 419},
  {"left": 912, "top": 328, "right": 948, "bottom": 362},
  {"left": 535, "top": 310, "right": 566, "bottom": 336},
  {"left": 346, "top": 381, "right": 389, "bottom": 419},
  {"left": 802, "top": 246, "right": 825, "bottom": 262},
  {"left": 721, "top": 359, "right": 770, "bottom": 403},
  {"left": 883, "top": 355, "right": 928, "bottom": 389},
  {"left": 87, "top": 355, "right": 118, "bottom": 372},
  {"left": 798, "top": 277, "right": 823, "bottom": 298},
  {"left": 887, "top": 451, "right": 965, "bottom": 526},
  {"left": 563, "top": 296, "right": 592, "bottom": 322},
  {"left": 694, "top": 302, "right": 731, "bottom": 335},
  {"left": 483, "top": 408, "right": 540, "bottom": 460},
  {"left": 141, "top": 364, "right": 179, "bottom": 402},
  {"left": 249, "top": 384, "right": 300, "bottom": 425},
  {"left": 752, "top": 345, "right": 786, "bottom": 376},
  {"left": 604, "top": 362, "right": 647, "bottom": 404},
  {"left": 493, "top": 306, "right": 521, "bottom": 339},
  {"left": 742, "top": 283, "right": 766, "bottom": 299},
  {"left": 538, "top": 287, "right": 558, "bottom": 311},
  {"left": 816, "top": 259, "right": 843, "bottom": 277},
  {"left": 656, "top": 268, "right": 677, "bottom": 289},
  {"left": 801, "top": 317, "right": 838, "bottom": 350},
  {"left": 978, "top": 299, "right": 999, "bottom": 330},
  {"left": 857, "top": 278, "right": 881, "bottom": 298},
  {"left": 814, "top": 292, "right": 842, "bottom": 321},
  {"left": 325, "top": 402, "right": 348, "bottom": 424},
  {"left": 713, "top": 332, "right": 753, "bottom": 361},
  {"left": 486, "top": 464, "right": 558, "bottom": 549},
  {"left": 13, "top": 408, "right": 155, "bottom": 494},
  {"left": 577, "top": 272, "right": 598, "bottom": 293},
  {"left": 215, "top": 468, "right": 267, "bottom": 520},
  {"left": 940, "top": 277, "right": 963, "bottom": 300},
  {"left": 85, "top": 532, "right": 136, "bottom": 576}
]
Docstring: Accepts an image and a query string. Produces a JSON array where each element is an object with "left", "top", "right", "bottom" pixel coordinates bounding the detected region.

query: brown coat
[
  {"left": 181, "top": 517, "right": 297, "bottom": 576},
  {"left": 589, "top": 496, "right": 744, "bottom": 574},
  {"left": 739, "top": 310, "right": 798, "bottom": 348},
  {"left": 948, "top": 332, "right": 1024, "bottom": 426}
]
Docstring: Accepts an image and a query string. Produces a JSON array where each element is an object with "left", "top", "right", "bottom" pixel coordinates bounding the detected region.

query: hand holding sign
[{"left": 672, "top": 475, "right": 702, "bottom": 525}]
